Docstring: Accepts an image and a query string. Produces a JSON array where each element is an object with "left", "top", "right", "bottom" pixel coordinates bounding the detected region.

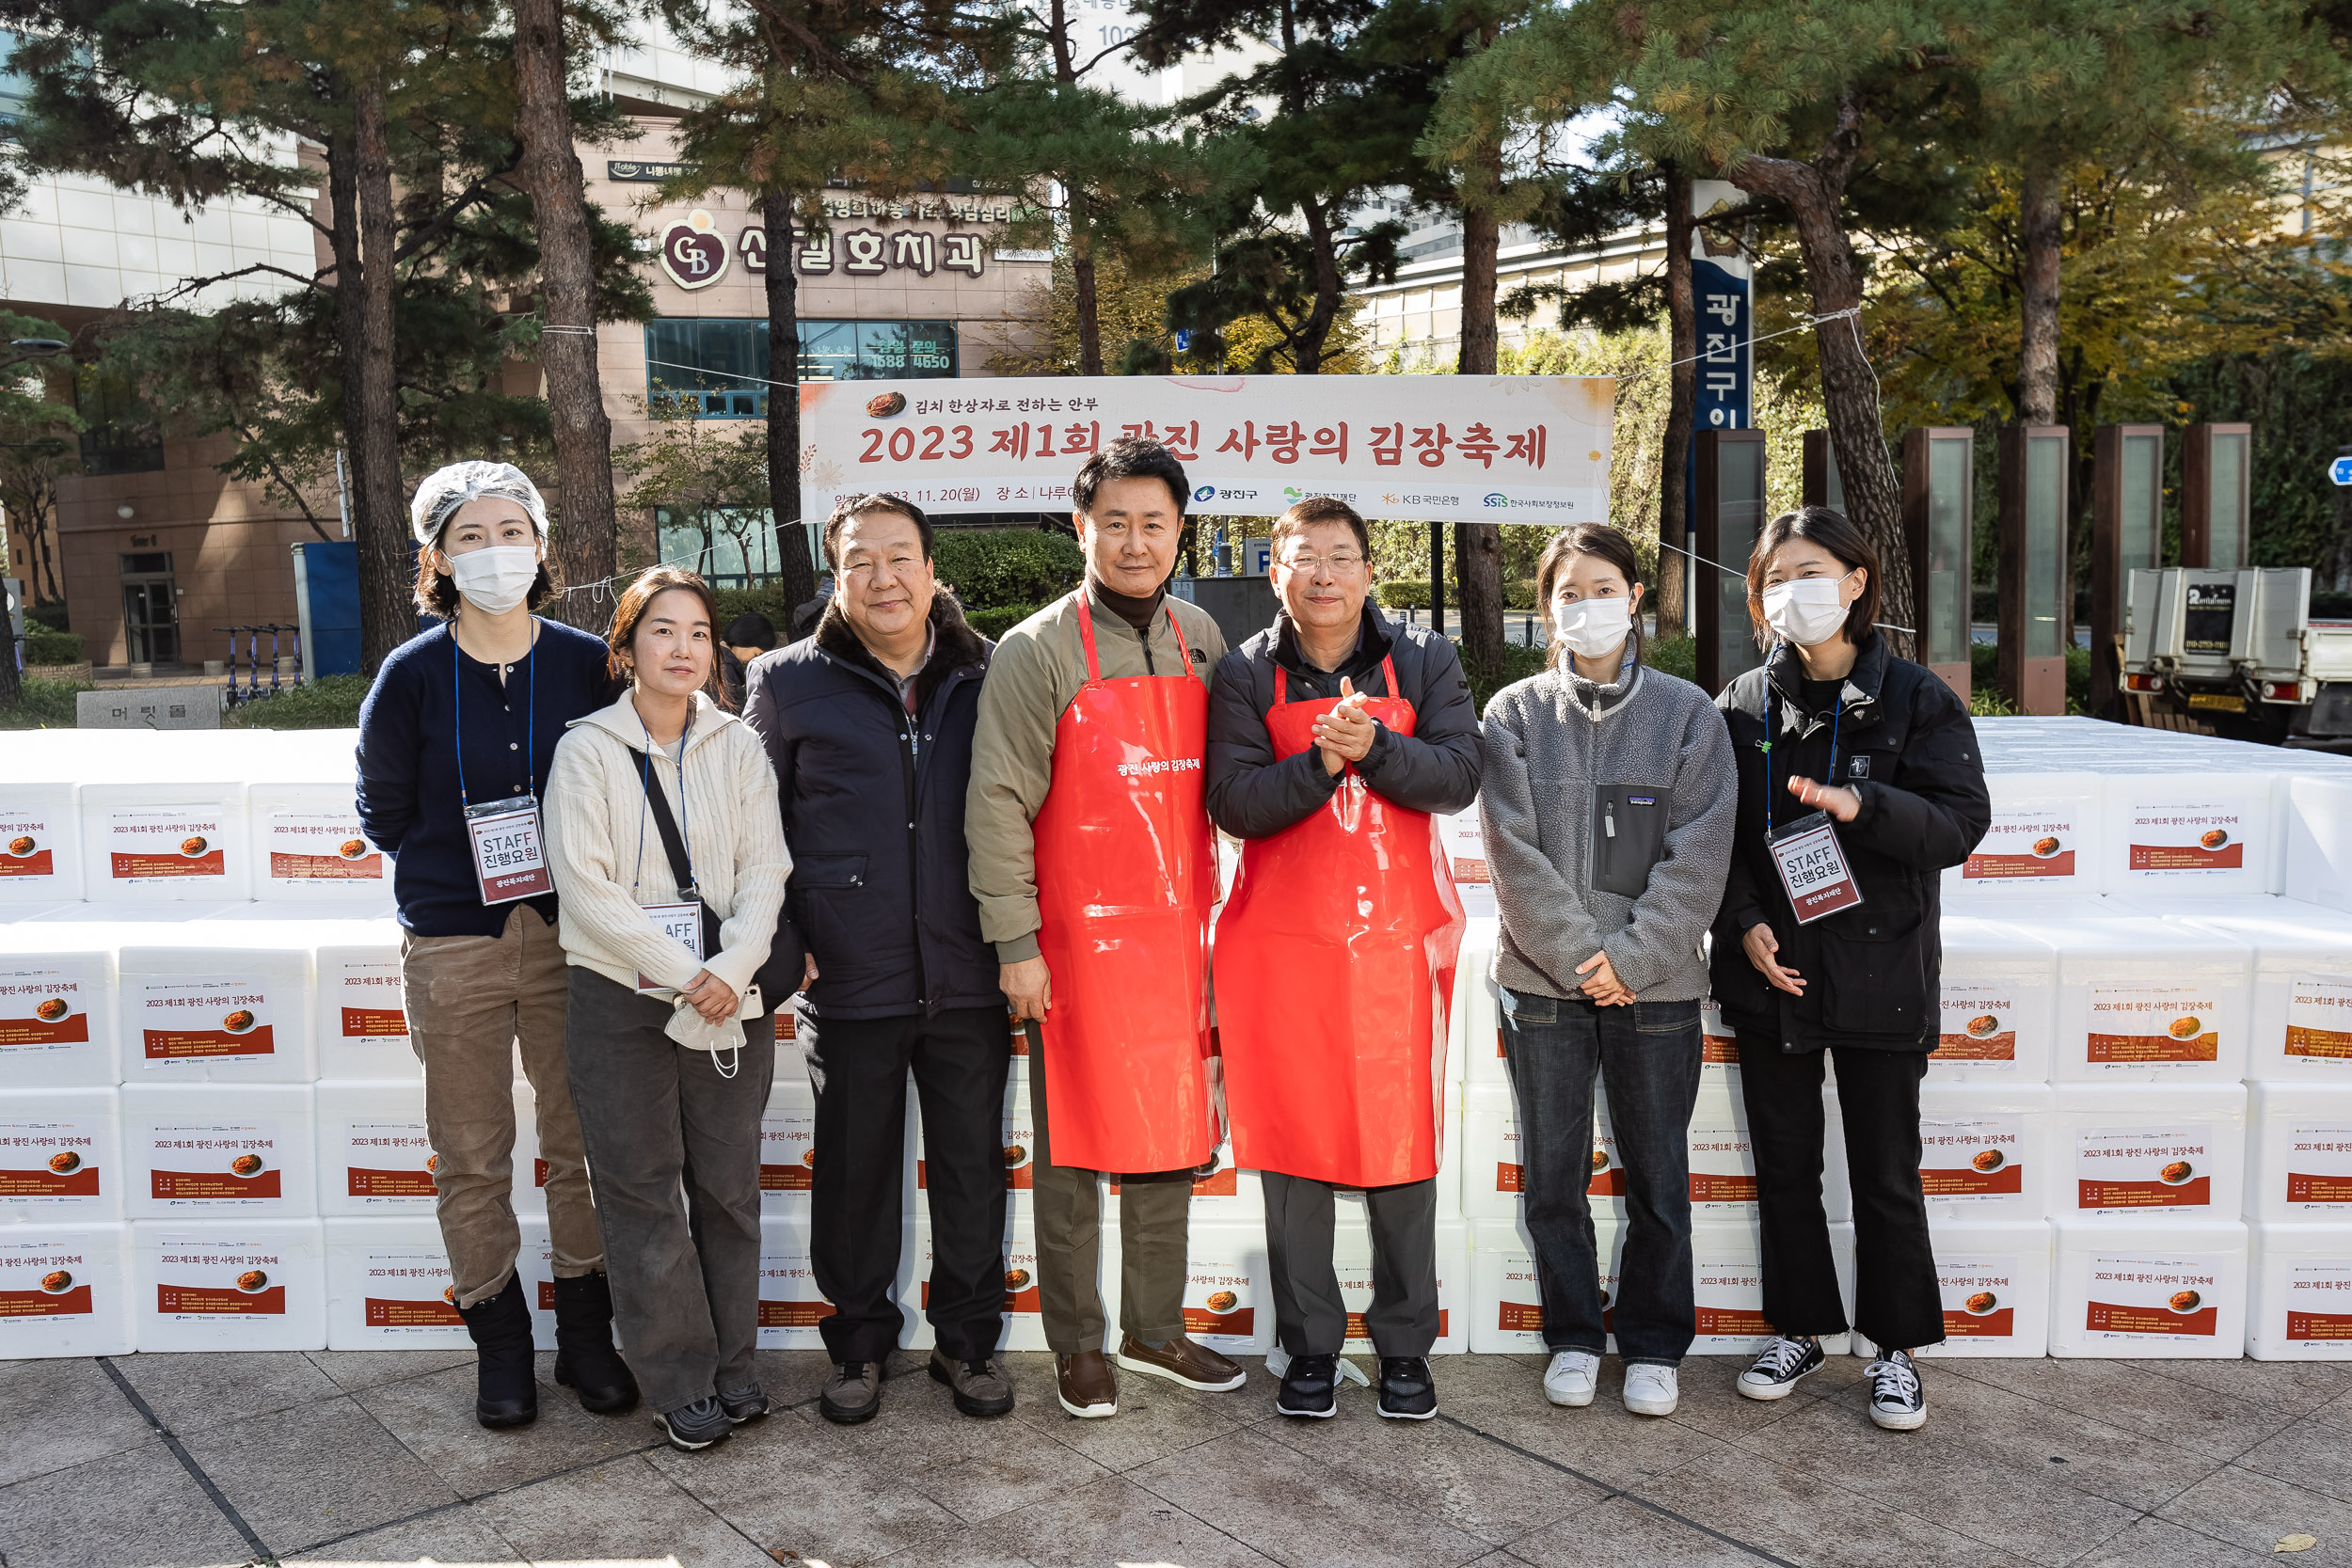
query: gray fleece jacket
[{"left": 1479, "top": 646, "right": 1738, "bottom": 1002}]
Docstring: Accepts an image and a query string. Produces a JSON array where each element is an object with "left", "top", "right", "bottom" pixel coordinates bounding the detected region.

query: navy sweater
[{"left": 356, "top": 619, "right": 616, "bottom": 937}]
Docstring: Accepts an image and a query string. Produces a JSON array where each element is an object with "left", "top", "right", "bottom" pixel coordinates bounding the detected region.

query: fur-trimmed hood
[{"left": 813, "top": 591, "right": 989, "bottom": 711}]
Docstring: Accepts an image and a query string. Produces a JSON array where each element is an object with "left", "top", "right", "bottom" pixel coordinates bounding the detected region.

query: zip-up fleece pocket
[{"left": 1589, "top": 784, "right": 1671, "bottom": 899}]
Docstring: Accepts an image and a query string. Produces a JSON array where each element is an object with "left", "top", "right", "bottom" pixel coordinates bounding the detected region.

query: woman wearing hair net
[{"left": 354, "top": 460, "right": 637, "bottom": 1429}]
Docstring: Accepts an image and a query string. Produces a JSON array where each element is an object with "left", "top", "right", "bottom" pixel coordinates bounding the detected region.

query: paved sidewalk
[{"left": 4, "top": 1348, "right": 2350, "bottom": 1568}]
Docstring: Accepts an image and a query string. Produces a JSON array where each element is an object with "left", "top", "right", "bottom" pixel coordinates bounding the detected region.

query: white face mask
[
  {"left": 449, "top": 545, "right": 541, "bottom": 615},
  {"left": 1551, "top": 595, "right": 1632, "bottom": 659},
  {"left": 1761, "top": 573, "right": 1853, "bottom": 647}
]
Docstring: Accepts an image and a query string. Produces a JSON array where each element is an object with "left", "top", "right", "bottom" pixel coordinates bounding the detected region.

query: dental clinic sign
[{"left": 800, "top": 374, "right": 1614, "bottom": 524}]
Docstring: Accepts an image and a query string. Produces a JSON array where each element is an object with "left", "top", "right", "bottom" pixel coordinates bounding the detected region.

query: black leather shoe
[
  {"left": 455, "top": 1274, "right": 538, "bottom": 1429},
  {"left": 1376, "top": 1355, "right": 1437, "bottom": 1420},
  {"left": 1276, "top": 1353, "right": 1340, "bottom": 1418},
  {"left": 550, "top": 1271, "right": 640, "bottom": 1415}
]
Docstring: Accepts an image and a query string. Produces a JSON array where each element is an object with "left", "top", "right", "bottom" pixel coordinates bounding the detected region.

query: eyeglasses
[{"left": 1278, "top": 551, "right": 1365, "bottom": 574}]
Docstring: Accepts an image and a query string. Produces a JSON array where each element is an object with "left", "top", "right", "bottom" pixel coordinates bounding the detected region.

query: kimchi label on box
[
  {"left": 360, "top": 1250, "right": 461, "bottom": 1329},
  {"left": 2284, "top": 1124, "right": 2352, "bottom": 1207},
  {"left": 0, "top": 811, "right": 57, "bottom": 879},
  {"left": 0, "top": 964, "right": 93, "bottom": 1054},
  {"left": 265, "top": 811, "right": 384, "bottom": 883},
  {"left": 331, "top": 962, "right": 407, "bottom": 1045},
  {"left": 1688, "top": 1122, "right": 1757, "bottom": 1206},
  {"left": 1938, "top": 1256, "right": 2022, "bottom": 1339},
  {"left": 0, "top": 1118, "right": 103, "bottom": 1200},
  {"left": 2124, "top": 801, "right": 2245, "bottom": 874},
  {"left": 145, "top": 1122, "right": 284, "bottom": 1204},
  {"left": 1183, "top": 1265, "right": 1260, "bottom": 1342},
  {"left": 759, "top": 1104, "right": 817, "bottom": 1194},
  {"left": 2284, "top": 1260, "right": 2352, "bottom": 1342},
  {"left": 2086, "top": 985, "right": 2220, "bottom": 1065},
  {"left": 1963, "top": 804, "right": 2081, "bottom": 881},
  {"left": 1920, "top": 1114, "right": 2026, "bottom": 1200},
  {"left": 0, "top": 1233, "right": 94, "bottom": 1321},
  {"left": 137, "top": 978, "right": 276, "bottom": 1063},
  {"left": 339, "top": 1122, "right": 437, "bottom": 1200},
  {"left": 2285, "top": 974, "right": 2352, "bottom": 1060},
  {"left": 1701, "top": 999, "right": 1738, "bottom": 1064},
  {"left": 1693, "top": 1259, "right": 1771, "bottom": 1338},
  {"left": 106, "top": 809, "right": 229, "bottom": 881},
  {"left": 153, "top": 1242, "right": 288, "bottom": 1317},
  {"left": 2076, "top": 1127, "right": 2214, "bottom": 1211},
  {"left": 2084, "top": 1255, "right": 2221, "bottom": 1338},
  {"left": 1935, "top": 982, "right": 2019, "bottom": 1063}
]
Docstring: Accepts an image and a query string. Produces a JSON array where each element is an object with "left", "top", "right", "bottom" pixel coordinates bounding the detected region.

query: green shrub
[
  {"left": 1643, "top": 632, "right": 1698, "bottom": 684},
  {"left": 225, "top": 673, "right": 370, "bottom": 729},
  {"left": 26, "top": 601, "right": 70, "bottom": 634},
  {"left": 1469, "top": 641, "right": 1549, "bottom": 715},
  {"left": 709, "top": 584, "right": 802, "bottom": 641},
  {"left": 930, "top": 529, "right": 1083, "bottom": 610},
  {"left": 965, "top": 602, "right": 1045, "bottom": 641},
  {"left": 1378, "top": 579, "right": 1429, "bottom": 609},
  {"left": 1504, "top": 578, "right": 1539, "bottom": 611},
  {"left": 24, "top": 628, "right": 84, "bottom": 664},
  {"left": 0, "top": 675, "right": 93, "bottom": 728}
]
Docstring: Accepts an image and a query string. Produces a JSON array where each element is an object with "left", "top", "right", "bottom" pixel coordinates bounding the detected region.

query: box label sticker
[
  {"left": 2283, "top": 1124, "right": 2352, "bottom": 1207},
  {"left": 2076, "top": 1127, "right": 2213, "bottom": 1211},
  {"left": 265, "top": 811, "right": 384, "bottom": 883},
  {"left": 330, "top": 962, "right": 407, "bottom": 1046},
  {"left": 0, "top": 1234, "right": 95, "bottom": 1321},
  {"left": 0, "top": 965, "right": 94, "bottom": 1053},
  {"left": 106, "top": 809, "right": 229, "bottom": 881},
  {"left": 361, "top": 1251, "right": 462, "bottom": 1328},
  {"left": 1183, "top": 1267, "right": 1259, "bottom": 1340},
  {"left": 1701, "top": 999, "right": 1738, "bottom": 1064},
  {"left": 0, "top": 1119, "right": 103, "bottom": 1199},
  {"left": 0, "top": 813, "right": 56, "bottom": 879},
  {"left": 2283, "top": 1260, "right": 2352, "bottom": 1341},
  {"left": 1919, "top": 1114, "right": 2026, "bottom": 1200},
  {"left": 1963, "top": 802, "right": 2080, "bottom": 881},
  {"left": 2124, "top": 800, "right": 2246, "bottom": 875},
  {"left": 1934, "top": 981, "right": 2019, "bottom": 1063},
  {"left": 2087, "top": 985, "right": 2220, "bottom": 1065},
  {"left": 1688, "top": 1122, "right": 1756, "bottom": 1205},
  {"left": 1694, "top": 1259, "right": 1770, "bottom": 1338},
  {"left": 153, "top": 1242, "right": 288, "bottom": 1317},
  {"left": 1938, "top": 1256, "right": 2021, "bottom": 1339},
  {"left": 145, "top": 1123, "right": 283, "bottom": 1204},
  {"left": 2284, "top": 974, "right": 2352, "bottom": 1060},
  {"left": 137, "top": 978, "right": 276, "bottom": 1063},
  {"left": 340, "top": 1122, "right": 437, "bottom": 1200},
  {"left": 759, "top": 1105, "right": 817, "bottom": 1193},
  {"left": 2083, "top": 1255, "right": 2220, "bottom": 1338},
  {"left": 756, "top": 1246, "right": 834, "bottom": 1331}
]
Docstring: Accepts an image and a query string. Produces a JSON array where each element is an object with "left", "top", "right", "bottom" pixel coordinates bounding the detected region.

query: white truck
[{"left": 2123, "top": 566, "right": 2352, "bottom": 745}]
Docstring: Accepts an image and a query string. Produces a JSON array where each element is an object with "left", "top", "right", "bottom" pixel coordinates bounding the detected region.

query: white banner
[{"left": 798, "top": 373, "right": 1614, "bottom": 524}]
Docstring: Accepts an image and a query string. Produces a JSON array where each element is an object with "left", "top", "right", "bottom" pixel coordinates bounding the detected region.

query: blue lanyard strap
[{"left": 452, "top": 621, "right": 537, "bottom": 809}]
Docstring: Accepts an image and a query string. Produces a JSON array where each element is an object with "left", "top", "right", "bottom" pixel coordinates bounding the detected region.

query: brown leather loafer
[
  {"left": 1055, "top": 1350, "right": 1119, "bottom": 1418},
  {"left": 1116, "top": 1334, "right": 1247, "bottom": 1392}
]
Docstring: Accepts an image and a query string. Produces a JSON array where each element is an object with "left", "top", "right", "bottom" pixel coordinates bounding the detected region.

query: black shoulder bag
[{"left": 635, "top": 756, "right": 796, "bottom": 1007}]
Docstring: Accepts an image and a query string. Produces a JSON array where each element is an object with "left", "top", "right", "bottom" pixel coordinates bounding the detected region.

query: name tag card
[
  {"left": 1769, "top": 811, "right": 1865, "bottom": 925},
  {"left": 636, "top": 900, "right": 706, "bottom": 993},
  {"left": 465, "top": 798, "right": 551, "bottom": 905}
]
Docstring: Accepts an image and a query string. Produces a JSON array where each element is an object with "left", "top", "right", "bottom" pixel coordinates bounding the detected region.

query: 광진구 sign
[{"left": 800, "top": 374, "right": 1614, "bottom": 524}]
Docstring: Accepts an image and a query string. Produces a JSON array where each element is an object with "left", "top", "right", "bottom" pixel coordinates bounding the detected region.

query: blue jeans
[{"left": 1498, "top": 988, "right": 1702, "bottom": 1366}]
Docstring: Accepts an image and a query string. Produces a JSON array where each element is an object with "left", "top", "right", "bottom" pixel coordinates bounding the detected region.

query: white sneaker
[
  {"left": 1542, "top": 1349, "right": 1598, "bottom": 1408},
  {"left": 1622, "top": 1362, "right": 1678, "bottom": 1417}
]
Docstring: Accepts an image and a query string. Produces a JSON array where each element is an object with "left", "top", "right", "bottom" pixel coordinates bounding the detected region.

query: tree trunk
[
  {"left": 342, "top": 80, "right": 409, "bottom": 673},
  {"left": 514, "top": 0, "right": 618, "bottom": 631},
  {"left": 1727, "top": 136, "right": 1912, "bottom": 657},
  {"left": 762, "top": 185, "right": 816, "bottom": 622},
  {"left": 2017, "top": 169, "right": 2062, "bottom": 428},
  {"left": 1657, "top": 164, "right": 1695, "bottom": 636},
  {"left": 1073, "top": 222, "right": 1103, "bottom": 376},
  {"left": 1295, "top": 198, "right": 1343, "bottom": 375},
  {"left": 1454, "top": 128, "right": 1506, "bottom": 682}
]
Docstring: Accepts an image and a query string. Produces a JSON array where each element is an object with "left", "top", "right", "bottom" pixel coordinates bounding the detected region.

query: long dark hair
[
  {"left": 1534, "top": 523, "right": 1645, "bottom": 673},
  {"left": 1744, "top": 507, "right": 1883, "bottom": 650},
  {"left": 604, "top": 565, "right": 731, "bottom": 710}
]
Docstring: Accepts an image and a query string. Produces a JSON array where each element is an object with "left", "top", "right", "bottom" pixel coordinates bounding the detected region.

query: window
[
  {"left": 0, "top": 33, "right": 34, "bottom": 126},
  {"left": 655, "top": 505, "right": 787, "bottom": 586},
  {"left": 75, "top": 368, "right": 165, "bottom": 476},
  {"left": 644, "top": 318, "right": 959, "bottom": 418}
]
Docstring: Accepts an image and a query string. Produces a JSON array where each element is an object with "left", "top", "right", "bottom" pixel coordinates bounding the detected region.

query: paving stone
[
  {"left": 475, "top": 1452, "right": 775, "bottom": 1568},
  {"left": 1946, "top": 1356, "right": 2299, "bottom": 1463},
  {"left": 966, "top": 1473, "right": 1279, "bottom": 1568},
  {"left": 1502, "top": 1491, "right": 1778, "bottom": 1567},
  {"left": 177, "top": 1391, "right": 457, "bottom": 1554},
  {"left": 1422, "top": 1361, "right": 1740, "bottom": 1494},
  {"left": 0, "top": 1357, "right": 156, "bottom": 1486},
  {"left": 1003, "top": 1348, "right": 1254, "bottom": 1474},
  {"left": 304, "top": 1347, "right": 477, "bottom": 1393},
  {"left": 112, "top": 1348, "right": 342, "bottom": 1435},
  {"left": 2158, "top": 1464, "right": 2352, "bottom": 1567},
  {"left": 354, "top": 1360, "right": 655, "bottom": 1500},
  {"left": 2235, "top": 1414, "right": 2352, "bottom": 1508},
  {"left": 1654, "top": 1352, "right": 1843, "bottom": 1440},
  {"left": 2069, "top": 1516, "right": 2273, "bottom": 1568},
  {"left": 2144, "top": 1358, "right": 2352, "bottom": 1417},
  {"left": 279, "top": 1499, "right": 525, "bottom": 1564},
  {"left": 0, "top": 1439, "right": 253, "bottom": 1568}
]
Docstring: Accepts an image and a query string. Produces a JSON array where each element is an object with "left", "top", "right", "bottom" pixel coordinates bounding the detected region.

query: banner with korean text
[{"left": 800, "top": 374, "right": 1613, "bottom": 524}]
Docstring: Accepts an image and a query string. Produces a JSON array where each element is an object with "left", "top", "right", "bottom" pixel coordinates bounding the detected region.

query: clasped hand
[
  {"left": 1313, "top": 677, "right": 1378, "bottom": 777},
  {"left": 678, "top": 968, "right": 737, "bottom": 1023}
]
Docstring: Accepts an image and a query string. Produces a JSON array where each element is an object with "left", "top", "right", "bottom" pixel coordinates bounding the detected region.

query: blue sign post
[
  {"left": 1690, "top": 257, "right": 1753, "bottom": 432},
  {"left": 2328, "top": 453, "right": 2352, "bottom": 486}
]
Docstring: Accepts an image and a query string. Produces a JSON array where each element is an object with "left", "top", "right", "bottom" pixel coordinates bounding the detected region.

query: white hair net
[{"left": 409, "top": 460, "right": 551, "bottom": 546}]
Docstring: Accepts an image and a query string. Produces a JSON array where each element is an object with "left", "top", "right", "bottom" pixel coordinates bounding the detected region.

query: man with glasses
[{"left": 1205, "top": 496, "right": 1481, "bottom": 1418}]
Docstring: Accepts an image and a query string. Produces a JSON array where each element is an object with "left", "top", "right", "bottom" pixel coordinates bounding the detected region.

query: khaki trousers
[
  {"left": 403, "top": 905, "right": 602, "bottom": 1307},
  {"left": 1028, "top": 1033, "right": 1191, "bottom": 1354}
]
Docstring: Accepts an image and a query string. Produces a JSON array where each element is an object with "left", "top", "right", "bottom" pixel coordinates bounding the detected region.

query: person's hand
[
  {"left": 1785, "top": 775, "right": 1861, "bottom": 823},
  {"left": 679, "top": 968, "right": 738, "bottom": 1023},
  {"left": 1001, "top": 955, "right": 1052, "bottom": 1021},
  {"left": 797, "top": 953, "right": 818, "bottom": 994},
  {"left": 1312, "top": 677, "right": 1377, "bottom": 775},
  {"left": 1575, "top": 950, "right": 1636, "bottom": 1006},
  {"left": 1742, "top": 923, "right": 1805, "bottom": 995}
]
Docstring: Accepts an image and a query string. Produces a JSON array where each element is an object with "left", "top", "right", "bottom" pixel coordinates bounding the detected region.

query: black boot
[
  {"left": 551, "top": 1271, "right": 640, "bottom": 1415},
  {"left": 456, "top": 1273, "right": 538, "bottom": 1430}
]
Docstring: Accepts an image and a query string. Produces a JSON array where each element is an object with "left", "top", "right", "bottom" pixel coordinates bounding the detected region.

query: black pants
[
  {"left": 1263, "top": 1172, "right": 1438, "bottom": 1358},
  {"left": 1735, "top": 1033, "right": 1944, "bottom": 1353},
  {"left": 799, "top": 1005, "right": 1010, "bottom": 1364}
]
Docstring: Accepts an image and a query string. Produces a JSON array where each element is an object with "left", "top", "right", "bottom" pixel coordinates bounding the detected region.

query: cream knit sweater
[{"left": 544, "top": 690, "right": 791, "bottom": 1011}]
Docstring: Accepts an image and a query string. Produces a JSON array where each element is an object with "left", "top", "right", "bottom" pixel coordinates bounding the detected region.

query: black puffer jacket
[
  {"left": 1206, "top": 600, "right": 1482, "bottom": 835},
  {"left": 742, "top": 595, "right": 998, "bottom": 1021},
  {"left": 1708, "top": 631, "right": 1990, "bottom": 1053}
]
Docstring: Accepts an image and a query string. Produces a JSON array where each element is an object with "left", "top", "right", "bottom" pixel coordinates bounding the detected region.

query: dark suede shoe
[
  {"left": 1275, "top": 1353, "right": 1340, "bottom": 1418},
  {"left": 929, "top": 1348, "right": 1015, "bottom": 1418},
  {"left": 550, "top": 1271, "right": 639, "bottom": 1415},
  {"left": 1376, "top": 1355, "right": 1437, "bottom": 1420},
  {"left": 1115, "top": 1334, "right": 1246, "bottom": 1392},
  {"left": 819, "top": 1361, "right": 881, "bottom": 1425},
  {"left": 1054, "top": 1350, "right": 1118, "bottom": 1418},
  {"left": 455, "top": 1274, "right": 537, "bottom": 1430}
]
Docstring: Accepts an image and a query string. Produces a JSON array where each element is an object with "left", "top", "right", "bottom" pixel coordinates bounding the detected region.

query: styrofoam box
[
  {"left": 518, "top": 1214, "right": 559, "bottom": 1351},
  {"left": 1928, "top": 913, "right": 2059, "bottom": 1082},
  {"left": 2284, "top": 775, "right": 2352, "bottom": 913},
  {"left": 2166, "top": 897, "right": 2352, "bottom": 1083},
  {"left": 118, "top": 919, "right": 321, "bottom": 1084},
  {"left": 132, "top": 1217, "right": 326, "bottom": 1351},
  {"left": 1994, "top": 904, "right": 2251, "bottom": 1085},
  {"left": 1686, "top": 1078, "right": 1763, "bottom": 1216},
  {"left": 1439, "top": 808, "right": 1490, "bottom": 897},
  {"left": 2050, "top": 1217, "right": 2247, "bottom": 1359},
  {"left": 0, "top": 1087, "right": 122, "bottom": 1222},
  {"left": 265, "top": 912, "right": 411, "bottom": 1082},
  {"left": 1857, "top": 1219, "right": 2053, "bottom": 1360},
  {"left": 246, "top": 782, "right": 393, "bottom": 906},
  {"left": 315, "top": 1081, "right": 436, "bottom": 1216},
  {"left": 1175, "top": 1218, "right": 1276, "bottom": 1356},
  {"left": 1457, "top": 926, "right": 1502, "bottom": 1087},
  {"left": 123, "top": 1083, "right": 317, "bottom": 1220},
  {"left": 2055, "top": 1083, "right": 2247, "bottom": 1224},
  {"left": 760, "top": 1075, "right": 817, "bottom": 1211},
  {"left": 2098, "top": 773, "right": 2281, "bottom": 895},
  {"left": 1917, "top": 1082, "right": 2054, "bottom": 1218},
  {"left": 2246, "top": 1083, "right": 2352, "bottom": 1224},
  {"left": 511, "top": 1079, "right": 548, "bottom": 1219},
  {"left": 0, "top": 783, "right": 82, "bottom": 903},
  {"left": 80, "top": 781, "right": 254, "bottom": 902},
  {"left": 1701, "top": 994, "right": 1740, "bottom": 1081},
  {"left": 1462, "top": 1082, "right": 1522, "bottom": 1220},
  {"left": 1945, "top": 771, "right": 2104, "bottom": 900},
  {"left": 0, "top": 1223, "right": 133, "bottom": 1356},
  {"left": 1692, "top": 1218, "right": 1854, "bottom": 1355},
  {"left": 756, "top": 1212, "right": 832, "bottom": 1349},
  {"left": 0, "top": 917, "right": 131, "bottom": 1088},
  {"left": 1334, "top": 1215, "right": 1469, "bottom": 1354},
  {"left": 324, "top": 1215, "right": 469, "bottom": 1350},
  {"left": 1467, "top": 1212, "right": 1625, "bottom": 1355},
  {"left": 2247, "top": 1222, "right": 2352, "bottom": 1360}
]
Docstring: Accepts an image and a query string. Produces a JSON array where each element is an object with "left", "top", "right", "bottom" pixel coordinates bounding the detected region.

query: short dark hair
[
  {"left": 1535, "top": 524, "right": 1645, "bottom": 672},
  {"left": 1270, "top": 496, "right": 1369, "bottom": 558},
  {"left": 822, "top": 493, "right": 932, "bottom": 572},
  {"left": 606, "top": 564, "right": 730, "bottom": 708},
  {"left": 1073, "top": 437, "right": 1189, "bottom": 519},
  {"left": 723, "top": 611, "right": 776, "bottom": 650},
  {"left": 1745, "top": 506, "right": 1883, "bottom": 649}
]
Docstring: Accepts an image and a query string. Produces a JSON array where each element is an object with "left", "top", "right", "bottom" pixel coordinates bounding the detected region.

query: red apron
[
  {"left": 1031, "top": 592, "right": 1219, "bottom": 1174},
  {"left": 1214, "top": 657, "right": 1465, "bottom": 1187}
]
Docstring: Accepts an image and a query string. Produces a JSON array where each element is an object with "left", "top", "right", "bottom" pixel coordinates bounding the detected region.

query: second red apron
[
  {"left": 1214, "top": 657, "right": 1466, "bottom": 1188},
  {"left": 1031, "top": 593, "right": 1219, "bottom": 1174}
]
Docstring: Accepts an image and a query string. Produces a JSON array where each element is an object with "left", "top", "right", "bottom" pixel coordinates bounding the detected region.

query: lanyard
[
  {"left": 452, "top": 622, "right": 537, "bottom": 809},
  {"left": 1762, "top": 677, "right": 1841, "bottom": 838},
  {"left": 633, "top": 707, "right": 694, "bottom": 897}
]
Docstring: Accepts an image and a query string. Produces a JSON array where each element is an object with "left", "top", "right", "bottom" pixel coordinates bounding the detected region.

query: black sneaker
[
  {"left": 656, "top": 1396, "right": 732, "bottom": 1451},
  {"left": 1275, "top": 1353, "right": 1339, "bottom": 1418},
  {"left": 1866, "top": 1349, "right": 1927, "bottom": 1431},
  {"left": 1735, "top": 1336, "right": 1824, "bottom": 1402},
  {"left": 716, "top": 1382, "right": 770, "bottom": 1424},
  {"left": 1375, "top": 1356, "right": 1437, "bottom": 1420}
]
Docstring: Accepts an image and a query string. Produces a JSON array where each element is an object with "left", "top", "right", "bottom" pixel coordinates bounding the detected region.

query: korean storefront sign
[
  {"left": 800, "top": 374, "right": 1615, "bottom": 525},
  {"left": 657, "top": 200, "right": 1034, "bottom": 292}
]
